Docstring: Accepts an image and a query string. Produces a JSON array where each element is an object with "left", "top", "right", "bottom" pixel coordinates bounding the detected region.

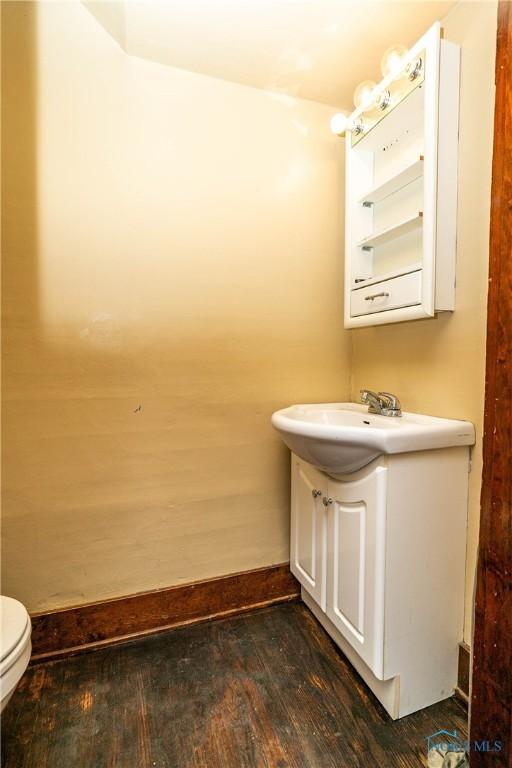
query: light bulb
[
  {"left": 380, "top": 45, "right": 408, "bottom": 78},
  {"left": 353, "top": 80, "right": 377, "bottom": 112},
  {"left": 330, "top": 112, "right": 349, "bottom": 136}
]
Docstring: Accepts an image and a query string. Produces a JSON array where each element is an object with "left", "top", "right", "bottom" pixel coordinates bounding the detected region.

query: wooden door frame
[{"left": 470, "top": 2, "right": 512, "bottom": 765}]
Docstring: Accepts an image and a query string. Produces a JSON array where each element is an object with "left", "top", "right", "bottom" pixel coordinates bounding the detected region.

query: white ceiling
[{"left": 85, "top": 0, "right": 457, "bottom": 108}]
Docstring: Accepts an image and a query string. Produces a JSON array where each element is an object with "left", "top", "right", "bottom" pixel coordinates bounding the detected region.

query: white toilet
[{"left": 0, "top": 596, "right": 32, "bottom": 712}]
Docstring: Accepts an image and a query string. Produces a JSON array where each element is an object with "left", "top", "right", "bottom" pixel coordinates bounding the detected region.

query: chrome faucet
[{"left": 360, "top": 389, "right": 402, "bottom": 417}]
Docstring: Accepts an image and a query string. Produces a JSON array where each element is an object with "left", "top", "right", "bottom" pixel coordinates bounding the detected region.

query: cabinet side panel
[
  {"left": 344, "top": 138, "right": 354, "bottom": 327},
  {"left": 383, "top": 447, "right": 469, "bottom": 715},
  {"left": 435, "top": 39, "right": 460, "bottom": 310},
  {"left": 421, "top": 24, "right": 442, "bottom": 316}
]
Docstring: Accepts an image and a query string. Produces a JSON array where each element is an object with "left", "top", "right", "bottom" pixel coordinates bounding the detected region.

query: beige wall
[
  {"left": 350, "top": 1, "right": 497, "bottom": 643},
  {"left": 1, "top": 1, "right": 350, "bottom": 612}
]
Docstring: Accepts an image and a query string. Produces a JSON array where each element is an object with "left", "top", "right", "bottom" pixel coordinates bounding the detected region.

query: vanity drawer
[{"left": 350, "top": 270, "right": 422, "bottom": 317}]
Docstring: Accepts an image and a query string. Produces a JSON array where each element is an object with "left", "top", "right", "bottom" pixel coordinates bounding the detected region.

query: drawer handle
[{"left": 365, "top": 291, "right": 389, "bottom": 301}]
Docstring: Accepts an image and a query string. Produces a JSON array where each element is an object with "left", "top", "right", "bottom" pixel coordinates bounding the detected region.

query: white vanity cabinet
[
  {"left": 344, "top": 22, "right": 460, "bottom": 328},
  {"left": 290, "top": 448, "right": 470, "bottom": 719}
]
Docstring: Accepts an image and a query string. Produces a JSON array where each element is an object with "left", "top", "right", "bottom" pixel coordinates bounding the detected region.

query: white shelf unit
[
  {"left": 357, "top": 212, "right": 423, "bottom": 249},
  {"left": 344, "top": 22, "right": 460, "bottom": 328},
  {"left": 358, "top": 157, "right": 424, "bottom": 206}
]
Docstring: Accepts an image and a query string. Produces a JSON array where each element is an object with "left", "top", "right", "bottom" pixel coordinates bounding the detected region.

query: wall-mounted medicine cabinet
[{"left": 344, "top": 23, "right": 460, "bottom": 328}]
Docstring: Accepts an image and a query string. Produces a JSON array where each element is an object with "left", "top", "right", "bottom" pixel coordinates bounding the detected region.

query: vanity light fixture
[
  {"left": 375, "top": 89, "right": 391, "bottom": 111},
  {"left": 380, "top": 44, "right": 408, "bottom": 78},
  {"left": 353, "top": 80, "right": 377, "bottom": 111},
  {"left": 331, "top": 39, "right": 426, "bottom": 139},
  {"left": 330, "top": 111, "right": 365, "bottom": 137},
  {"left": 330, "top": 111, "right": 350, "bottom": 136},
  {"left": 406, "top": 56, "right": 423, "bottom": 81},
  {"left": 349, "top": 115, "right": 365, "bottom": 135}
]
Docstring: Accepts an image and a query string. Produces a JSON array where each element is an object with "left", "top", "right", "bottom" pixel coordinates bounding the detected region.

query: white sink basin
[{"left": 272, "top": 402, "right": 475, "bottom": 475}]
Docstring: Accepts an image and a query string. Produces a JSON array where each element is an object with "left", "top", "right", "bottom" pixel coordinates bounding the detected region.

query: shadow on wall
[{"left": 2, "top": 2, "right": 39, "bottom": 326}]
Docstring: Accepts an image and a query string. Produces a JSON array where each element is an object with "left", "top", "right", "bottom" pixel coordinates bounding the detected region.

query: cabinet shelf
[
  {"left": 358, "top": 213, "right": 423, "bottom": 250},
  {"left": 359, "top": 157, "right": 424, "bottom": 206},
  {"left": 352, "top": 262, "right": 422, "bottom": 290}
]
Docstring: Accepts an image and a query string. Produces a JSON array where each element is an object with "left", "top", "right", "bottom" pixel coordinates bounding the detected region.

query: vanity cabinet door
[
  {"left": 326, "top": 462, "right": 387, "bottom": 678},
  {"left": 290, "top": 455, "right": 327, "bottom": 610}
]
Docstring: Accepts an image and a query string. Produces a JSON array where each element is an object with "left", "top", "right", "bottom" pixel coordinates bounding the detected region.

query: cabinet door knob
[
  {"left": 322, "top": 497, "right": 333, "bottom": 506},
  {"left": 312, "top": 489, "right": 322, "bottom": 498}
]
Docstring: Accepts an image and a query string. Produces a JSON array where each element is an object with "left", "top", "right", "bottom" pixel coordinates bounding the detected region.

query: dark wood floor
[{"left": 2, "top": 602, "right": 467, "bottom": 768}]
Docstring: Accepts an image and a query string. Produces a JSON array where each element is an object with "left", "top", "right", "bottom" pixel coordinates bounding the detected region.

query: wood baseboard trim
[
  {"left": 457, "top": 641, "right": 470, "bottom": 701},
  {"left": 454, "top": 687, "right": 469, "bottom": 708},
  {"left": 30, "top": 563, "right": 300, "bottom": 663}
]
